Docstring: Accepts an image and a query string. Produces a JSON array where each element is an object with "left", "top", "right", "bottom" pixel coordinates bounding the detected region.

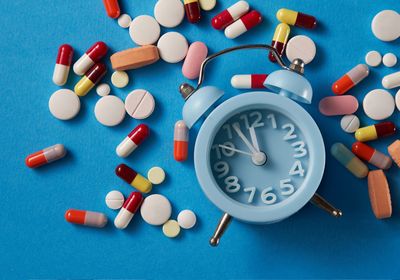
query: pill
[
  {"left": 94, "top": 95, "right": 126, "bottom": 126},
  {"left": 147, "top": 167, "right": 166, "bottom": 185},
  {"left": 276, "top": 8, "right": 316, "bottom": 29},
  {"left": 65, "top": 209, "right": 108, "bottom": 228},
  {"left": 388, "top": 140, "right": 400, "bottom": 167},
  {"left": 182, "top": 41, "right": 208, "bottom": 79},
  {"left": 363, "top": 89, "right": 394, "bottom": 120},
  {"left": 53, "top": 44, "right": 73, "bottom": 86},
  {"left": 365, "top": 51, "right": 382, "bottom": 67},
  {"left": 25, "top": 144, "right": 66, "bottom": 168},
  {"left": 331, "top": 143, "right": 369, "bottom": 178},
  {"left": 102, "top": 0, "right": 120, "bottom": 18},
  {"left": 183, "top": 0, "right": 201, "bottom": 23},
  {"left": 174, "top": 120, "right": 189, "bottom": 162},
  {"left": 340, "top": 115, "right": 360, "bottom": 133},
  {"left": 117, "top": 14, "right": 132, "bottom": 28},
  {"left": 96, "top": 83, "right": 111, "bottom": 96},
  {"left": 382, "top": 71, "right": 400, "bottom": 89},
  {"left": 154, "top": 0, "right": 185, "bottom": 28},
  {"left": 382, "top": 53, "right": 397, "bottom": 68},
  {"left": 395, "top": 90, "right": 400, "bottom": 111},
  {"left": 105, "top": 190, "right": 125, "bottom": 210},
  {"left": 140, "top": 194, "right": 172, "bottom": 225},
  {"left": 318, "top": 95, "right": 358, "bottom": 116},
  {"left": 115, "top": 164, "right": 152, "bottom": 193},
  {"left": 355, "top": 122, "right": 396, "bottom": 142},
  {"left": 368, "top": 170, "right": 392, "bottom": 219},
  {"left": 177, "top": 209, "right": 196, "bottom": 229},
  {"left": 224, "top": 10, "right": 262, "bottom": 39},
  {"left": 114, "top": 192, "right": 143, "bottom": 229},
  {"left": 73, "top": 42, "right": 108, "bottom": 76},
  {"left": 332, "top": 64, "right": 369, "bottom": 95},
  {"left": 211, "top": 1, "right": 249, "bottom": 30},
  {"left": 110, "top": 46, "right": 160, "bottom": 71},
  {"left": 352, "top": 142, "right": 392, "bottom": 170},
  {"left": 199, "top": 0, "right": 216, "bottom": 11},
  {"left": 285, "top": 35, "right": 316, "bottom": 64},
  {"left": 129, "top": 15, "right": 161, "bottom": 46},
  {"left": 371, "top": 10, "right": 400, "bottom": 42},
  {"left": 116, "top": 124, "right": 150, "bottom": 158},
  {"left": 231, "top": 74, "right": 268, "bottom": 89},
  {"left": 125, "top": 89, "right": 155, "bottom": 119},
  {"left": 269, "top": 23, "right": 290, "bottom": 62},
  {"left": 162, "top": 220, "right": 181, "bottom": 238},
  {"left": 74, "top": 63, "right": 106, "bottom": 97},
  {"left": 157, "top": 32, "right": 188, "bottom": 63},
  {"left": 111, "top": 70, "right": 129, "bottom": 88},
  {"left": 49, "top": 89, "right": 81, "bottom": 120}
]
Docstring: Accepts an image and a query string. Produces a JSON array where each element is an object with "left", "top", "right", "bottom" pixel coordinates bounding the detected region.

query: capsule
[
  {"left": 276, "top": 8, "right": 317, "bottom": 29},
  {"left": 184, "top": 0, "right": 201, "bottom": 24},
  {"left": 115, "top": 164, "right": 152, "bottom": 193},
  {"left": 355, "top": 122, "right": 396, "bottom": 142},
  {"left": 332, "top": 64, "right": 369, "bottom": 95},
  {"left": 174, "top": 120, "right": 189, "bottom": 161},
  {"left": 352, "top": 142, "right": 392, "bottom": 170},
  {"left": 268, "top": 23, "right": 290, "bottom": 62},
  {"left": 231, "top": 74, "right": 268, "bottom": 89},
  {"left": 114, "top": 192, "right": 143, "bottom": 229},
  {"left": 65, "top": 209, "right": 108, "bottom": 228},
  {"left": 102, "top": 0, "right": 120, "bottom": 19},
  {"left": 25, "top": 144, "right": 66, "bottom": 168},
  {"left": 116, "top": 124, "right": 150, "bottom": 158},
  {"left": 52, "top": 44, "right": 73, "bottom": 86},
  {"left": 225, "top": 10, "right": 262, "bottom": 39},
  {"left": 331, "top": 143, "right": 369, "bottom": 178},
  {"left": 73, "top": 42, "right": 108, "bottom": 76},
  {"left": 382, "top": 71, "right": 400, "bottom": 89},
  {"left": 74, "top": 63, "right": 107, "bottom": 97},
  {"left": 211, "top": 1, "right": 250, "bottom": 30}
]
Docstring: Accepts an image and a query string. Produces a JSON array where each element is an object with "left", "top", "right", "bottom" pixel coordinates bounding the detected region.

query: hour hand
[
  {"left": 232, "top": 122, "right": 257, "bottom": 154},
  {"left": 249, "top": 126, "right": 260, "bottom": 152}
]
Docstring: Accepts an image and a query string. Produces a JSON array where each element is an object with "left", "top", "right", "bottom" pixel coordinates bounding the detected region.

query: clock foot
[
  {"left": 210, "top": 213, "right": 232, "bottom": 247},
  {"left": 311, "top": 193, "right": 343, "bottom": 218}
]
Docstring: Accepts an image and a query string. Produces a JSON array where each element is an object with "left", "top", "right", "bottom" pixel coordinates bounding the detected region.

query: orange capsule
[
  {"left": 102, "top": 0, "right": 120, "bottom": 18},
  {"left": 174, "top": 120, "right": 189, "bottom": 161},
  {"left": 332, "top": 64, "right": 369, "bottom": 95},
  {"left": 25, "top": 144, "right": 66, "bottom": 168},
  {"left": 65, "top": 209, "right": 108, "bottom": 228}
]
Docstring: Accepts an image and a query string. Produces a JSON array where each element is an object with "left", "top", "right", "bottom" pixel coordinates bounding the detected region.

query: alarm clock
[{"left": 179, "top": 45, "right": 342, "bottom": 246}]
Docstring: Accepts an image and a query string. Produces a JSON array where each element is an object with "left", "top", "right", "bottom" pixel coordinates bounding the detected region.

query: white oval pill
[
  {"left": 96, "top": 83, "right": 111, "bottom": 96},
  {"left": 199, "top": 0, "right": 216, "bottom": 11},
  {"left": 140, "top": 194, "right": 172, "bottom": 226},
  {"left": 154, "top": 0, "right": 185, "bottom": 28},
  {"left": 363, "top": 89, "right": 395, "bottom": 120},
  {"left": 157, "top": 32, "right": 188, "bottom": 63},
  {"left": 125, "top": 89, "right": 155, "bottom": 119},
  {"left": 383, "top": 53, "right": 397, "bottom": 68},
  {"left": 129, "top": 15, "right": 161, "bottom": 46},
  {"left": 365, "top": 50, "right": 382, "bottom": 67},
  {"left": 94, "top": 95, "right": 126, "bottom": 126},
  {"left": 371, "top": 10, "right": 400, "bottom": 42},
  {"left": 382, "top": 71, "right": 400, "bottom": 89},
  {"left": 118, "top": 14, "right": 132, "bottom": 28},
  {"left": 395, "top": 89, "right": 400, "bottom": 111},
  {"left": 285, "top": 35, "right": 316, "bottom": 65},
  {"left": 162, "top": 220, "right": 180, "bottom": 238},
  {"left": 111, "top": 70, "right": 129, "bottom": 88},
  {"left": 177, "top": 209, "right": 196, "bottom": 229},
  {"left": 147, "top": 167, "right": 165, "bottom": 185},
  {"left": 105, "top": 190, "right": 125, "bottom": 210},
  {"left": 49, "top": 89, "right": 81, "bottom": 120},
  {"left": 340, "top": 115, "right": 360, "bottom": 133}
]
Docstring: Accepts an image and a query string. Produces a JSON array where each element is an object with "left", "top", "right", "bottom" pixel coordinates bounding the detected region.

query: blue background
[{"left": 1, "top": 0, "right": 400, "bottom": 278}]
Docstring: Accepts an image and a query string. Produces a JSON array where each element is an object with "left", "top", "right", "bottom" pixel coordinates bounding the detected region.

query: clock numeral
[
  {"left": 282, "top": 123, "right": 297, "bottom": 141},
  {"left": 213, "top": 161, "right": 229, "bottom": 178},
  {"left": 224, "top": 176, "right": 241, "bottom": 193},
  {"left": 289, "top": 160, "right": 305, "bottom": 177},
  {"left": 212, "top": 141, "right": 236, "bottom": 159},
  {"left": 222, "top": 124, "right": 233, "bottom": 139},
  {"left": 279, "top": 179, "right": 295, "bottom": 196},
  {"left": 292, "top": 141, "right": 307, "bottom": 158},
  {"left": 239, "top": 111, "right": 265, "bottom": 130},
  {"left": 261, "top": 187, "right": 277, "bottom": 205},
  {"left": 267, "top": 113, "right": 277, "bottom": 129},
  {"left": 243, "top": 187, "right": 256, "bottom": 203}
]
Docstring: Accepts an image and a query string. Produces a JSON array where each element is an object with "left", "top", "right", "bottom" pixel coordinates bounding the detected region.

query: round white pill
[
  {"left": 199, "top": 0, "right": 216, "bottom": 11},
  {"left": 105, "top": 190, "right": 125, "bottom": 210},
  {"left": 125, "top": 89, "right": 155, "bottom": 119},
  {"left": 118, "top": 14, "right": 132, "bottom": 28},
  {"left": 162, "top": 220, "right": 180, "bottom": 238},
  {"left": 371, "top": 10, "right": 400, "bottom": 42},
  {"left": 129, "top": 15, "right": 161, "bottom": 46},
  {"left": 285, "top": 35, "right": 316, "bottom": 65},
  {"left": 111, "top": 71, "right": 129, "bottom": 88},
  {"left": 147, "top": 167, "right": 165, "bottom": 185},
  {"left": 363, "top": 89, "right": 395, "bottom": 120},
  {"left": 154, "top": 0, "right": 185, "bottom": 28},
  {"left": 157, "top": 32, "right": 188, "bottom": 63},
  {"left": 140, "top": 194, "right": 172, "bottom": 226},
  {"left": 340, "top": 115, "right": 360, "bottom": 133},
  {"left": 96, "top": 83, "right": 111, "bottom": 96},
  {"left": 177, "top": 209, "right": 197, "bottom": 229},
  {"left": 383, "top": 53, "right": 397, "bottom": 68},
  {"left": 395, "top": 89, "right": 400, "bottom": 111},
  {"left": 365, "top": 51, "right": 382, "bottom": 67},
  {"left": 94, "top": 95, "right": 126, "bottom": 126},
  {"left": 49, "top": 89, "right": 80, "bottom": 120}
]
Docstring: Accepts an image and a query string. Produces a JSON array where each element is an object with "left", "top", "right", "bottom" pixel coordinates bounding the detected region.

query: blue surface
[{"left": 1, "top": 0, "right": 400, "bottom": 278}]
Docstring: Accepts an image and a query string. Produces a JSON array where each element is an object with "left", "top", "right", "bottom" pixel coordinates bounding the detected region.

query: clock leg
[
  {"left": 209, "top": 213, "right": 232, "bottom": 247},
  {"left": 311, "top": 193, "right": 343, "bottom": 218}
]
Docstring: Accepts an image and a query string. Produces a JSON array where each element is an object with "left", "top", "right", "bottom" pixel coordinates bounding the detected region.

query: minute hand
[{"left": 232, "top": 123, "right": 257, "bottom": 154}]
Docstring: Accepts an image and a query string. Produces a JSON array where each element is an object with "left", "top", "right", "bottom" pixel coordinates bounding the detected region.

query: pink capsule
[
  {"left": 53, "top": 44, "right": 73, "bottom": 86},
  {"left": 116, "top": 124, "right": 150, "bottom": 158},
  {"left": 224, "top": 10, "right": 262, "bottom": 39},
  {"left": 73, "top": 42, "right": 108, "bottom": 76},
  {"left": 231, "top": 74, "right": 268, "bottom": 89},
  {"left": 174, "top": 120, "right": 189, "bottom": 162}
]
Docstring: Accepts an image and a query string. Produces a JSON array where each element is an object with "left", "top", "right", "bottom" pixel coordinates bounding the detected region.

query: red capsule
[
  {"left": 115, "top": 164, "right": 152, "bottom": 193},
  {"left": 269, "top": 23, "right": 290, "bottom": 62},
  {"left": 114, "top": 192, "right": 143, "bottom": 229},
  {"left": 65, "top": 209, "right": 108, "bottom": 228},
  {"left": 276, "top": 8, "right": 317, "bottom": 29},
  {"left": 53, "top": 44, "right": 74, "bottom": 86},
  {"left": 25, "top": 144, "right": 66, "bottom": 168},
  {"left": 116, "top": 124, "right": 150, "bottom": 158},
  {"left": 184, "top": 0, "right": 201, "bottom": 23},
  {"left": 211, "top": 0, "right": 250, "bottom": 30},
  {"left": 102, "top": 0, "right": 120, "bottom": 19},
  {"left": 73, "top": 42, "right": 108, "bottom": 76},
  {"left": 352, "top": 142, "right": 392, "bottom": 170}
]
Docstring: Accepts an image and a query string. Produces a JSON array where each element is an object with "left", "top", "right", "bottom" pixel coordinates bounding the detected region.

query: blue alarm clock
[{"left": 179, "top": 45, "right": 342, "bottom": 246}]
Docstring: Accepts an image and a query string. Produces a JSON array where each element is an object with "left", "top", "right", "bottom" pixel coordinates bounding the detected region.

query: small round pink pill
[
  {"left": 125, "top": 89, "right": 155, "bottom": 120},
  {"left": 182, "top": 41, "right": 208, "bottom": 80},
  {"left": 319, "top": 95, "right": 359, "bottom": 116}
]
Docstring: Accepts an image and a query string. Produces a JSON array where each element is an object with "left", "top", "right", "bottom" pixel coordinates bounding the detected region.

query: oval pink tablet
[
  {"left": 182, "top": 41, "right": 208, "bottom": 80},
  {"left": 319, "top": 95, "right": 359, "bottom": 116},
  {"left": 125, "top": 89, "right": 155, "bottom": 120},
  {"left": 368, "top": 170, "right": 392, "bottom": 219}
]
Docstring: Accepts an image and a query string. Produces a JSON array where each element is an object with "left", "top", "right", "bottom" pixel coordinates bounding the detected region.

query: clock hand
[
  {"left": 218, "top": 145, "right": 253, "bottom": 156},
  {"left": 249, "top": 126, "right": 260, "bottom": 152},
  {"left": 232, "top": 123, "right": 257, "bottom": 154}
]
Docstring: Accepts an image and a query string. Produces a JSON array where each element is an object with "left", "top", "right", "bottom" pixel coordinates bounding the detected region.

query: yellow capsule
[
  {"left": 355, "top": 122, "right": 396, "bottom": 142},
  {"left": 74, "top": 62, "right": 106, "bottom": 97},
  {"left": 131, "top": 173, "right": 152, "bottom": 193},
  {"left": 74, "top": 77, "right": 95, "bottom": 97},
  {"left": 276, "top": 8, "right": 317, "bottom": 29},
  {"left": 276, "top": 9, "right": 298, "bottom": 26},
  {"left": 272, "top": 23, "right": 290, "bottom": 43}
]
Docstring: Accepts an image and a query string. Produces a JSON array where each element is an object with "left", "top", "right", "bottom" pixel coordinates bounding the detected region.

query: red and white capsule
[
  {"left": 73, "top": 42, "right": 108, "bottom": 76},
  {"left": 53, "top": 44, "right": 73, "bottom": 86},
  {"left": 224, "top": 10, "right": 262, "bottom": 39},
  {"left": 114, "top": 192, "right": 143, "bottom": 229},
  {"left": 65, "top": 209, "right": 108, "bottom": 228},
  {"left": 174, "top": 120, "right": 189, "bottom": 162},
  {"left": 116, "top": 124, "right": 150, "bottom": 158},
  {"left": 25, "top": 144, "right": 66, "bottom": 168},
  {"left": 231, "top": 74, "right": 268, "bottom": 89},
  {"left": 211, "top": 0, "right": 250, "bottom": 30}
]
